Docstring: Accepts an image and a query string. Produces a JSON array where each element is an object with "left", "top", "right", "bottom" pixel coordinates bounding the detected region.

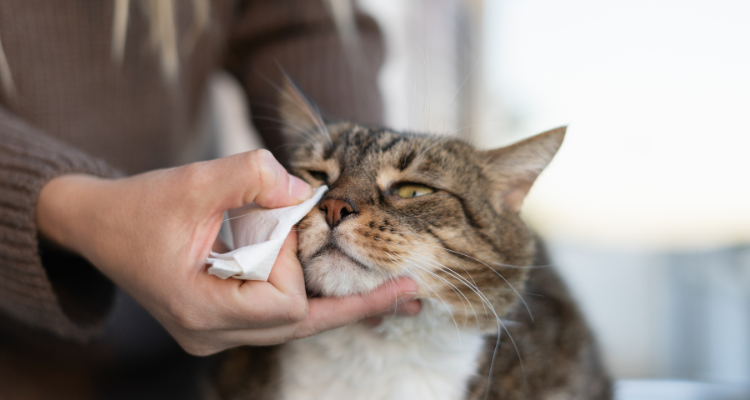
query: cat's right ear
[
  {"left": 278, "top": 74, "right": 327, "bottom": 143},
  {"left": 482, "top": 127, "right": 566, "bottom": 213}
]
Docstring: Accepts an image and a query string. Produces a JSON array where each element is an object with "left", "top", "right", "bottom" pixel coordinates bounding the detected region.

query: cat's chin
[{"left": 302, "top": 247, "right": 388, "bottom": 297}]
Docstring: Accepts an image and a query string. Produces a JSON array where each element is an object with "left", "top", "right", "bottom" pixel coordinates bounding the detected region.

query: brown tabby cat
[{"left": 205, "top": 81, "right": 612, "bottom": 400}]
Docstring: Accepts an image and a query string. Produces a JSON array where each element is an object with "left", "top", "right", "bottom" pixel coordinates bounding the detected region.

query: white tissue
[{"left": 207, "top": 185, "right": 328, "bottom": 280}]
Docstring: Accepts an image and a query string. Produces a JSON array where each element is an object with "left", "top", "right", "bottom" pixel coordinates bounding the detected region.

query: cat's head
[{"left": 279, "top": 80, "right": 564, "bottom": 331}]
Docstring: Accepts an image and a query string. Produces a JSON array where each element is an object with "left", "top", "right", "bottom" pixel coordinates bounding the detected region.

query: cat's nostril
[
  {"left": 340, "top": 207, "right": 353, "bottom": 220},
  {"left": 319, "top": 198, "right": 357, "bottom": 228}
]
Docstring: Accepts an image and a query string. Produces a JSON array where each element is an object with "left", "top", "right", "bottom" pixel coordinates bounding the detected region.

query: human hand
[{"left": 36, "top": 150, "right": 421, "bottom": 355}]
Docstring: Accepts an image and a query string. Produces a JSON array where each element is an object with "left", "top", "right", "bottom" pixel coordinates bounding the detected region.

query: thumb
[{"left": 209, "top": 149, "right": 313, "bottom": 210}]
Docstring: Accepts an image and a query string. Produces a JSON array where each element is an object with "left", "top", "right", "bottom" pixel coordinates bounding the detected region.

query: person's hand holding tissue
[{"left": 36, "top": 149, "right": 421, "bottom": 355}]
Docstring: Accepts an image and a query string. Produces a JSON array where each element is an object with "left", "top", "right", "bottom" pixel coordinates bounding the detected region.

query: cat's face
[{"left": 280, "top": 81, "right": 564, "bottom": 331}]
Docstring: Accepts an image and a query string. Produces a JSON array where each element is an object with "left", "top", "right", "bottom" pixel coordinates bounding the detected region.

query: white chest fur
[{"left": 278, "top": 304, "right": 486, "bottom": 400}]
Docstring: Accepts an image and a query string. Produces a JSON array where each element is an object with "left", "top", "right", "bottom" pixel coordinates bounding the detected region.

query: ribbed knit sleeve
[
  {"left": 225, "top": 0, "right": 385, "bottom": 164},
  {"left": 0, "top": 106, "right": 120, "bottom": 341}
]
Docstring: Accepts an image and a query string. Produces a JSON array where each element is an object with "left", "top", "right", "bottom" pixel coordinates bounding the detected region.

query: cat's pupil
[
  {"left": 395, "top": 184, "right": 434, "bottom": 199},
  {"left": 309, "top": 170, "right": 328, "bottom": 182}
]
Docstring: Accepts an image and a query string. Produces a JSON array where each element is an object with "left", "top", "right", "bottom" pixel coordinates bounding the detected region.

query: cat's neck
[{"left": 278, "top": 300, "right": 487, "bottom": 400}]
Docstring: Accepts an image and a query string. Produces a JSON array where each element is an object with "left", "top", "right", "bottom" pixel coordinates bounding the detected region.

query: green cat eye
[
  {"left": 396, "top": 184, "right": 434, "bottom": 199},
  {"left": 308, "top": 170, "right": 328, "bottom": 182}
]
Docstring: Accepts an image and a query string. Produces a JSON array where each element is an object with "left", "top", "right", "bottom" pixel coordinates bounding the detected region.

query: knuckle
[
  {"left": 246, "top": 149, "right": 281, "bottom": 189},
  {"left": 292, "top": 322, "right": 317, "bottom": 341},
  {"left": 177, "top": 339, "right": 221, "bottom": 357},
  {"left": 285, "top": 294, "right": 309, "bottom": 323}
]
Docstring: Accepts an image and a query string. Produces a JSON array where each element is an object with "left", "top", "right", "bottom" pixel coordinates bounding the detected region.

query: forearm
[{"left": 0, "top": 107, "right": 119, "bottom": 340}]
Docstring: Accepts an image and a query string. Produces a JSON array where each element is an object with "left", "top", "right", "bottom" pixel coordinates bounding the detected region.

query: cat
[{"left": 204, "top": 80, "right": 612, "bottom": 400}]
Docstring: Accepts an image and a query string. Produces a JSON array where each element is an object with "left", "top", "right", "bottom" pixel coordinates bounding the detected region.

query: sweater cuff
[{"left": 0, "top": 107, "right": 120, "bottom": 341}]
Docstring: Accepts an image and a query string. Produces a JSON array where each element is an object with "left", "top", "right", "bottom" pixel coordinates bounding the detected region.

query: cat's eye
[
  {"left": 308, "top": 170, "right": 328, "bottom": 182},
  {"left": 395, "top": 184, "right": 435, "bottom": 199}
]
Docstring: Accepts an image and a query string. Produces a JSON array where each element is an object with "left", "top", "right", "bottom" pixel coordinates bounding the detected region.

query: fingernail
[
  {"left": 289, "top": 175, "right": 313, "bottom": 201},
  {"left": 395, "top": 277, "right": 419, "bottom": 294},
  {"left": 402, "top": 291, "right": 419, "bottom": 301}
]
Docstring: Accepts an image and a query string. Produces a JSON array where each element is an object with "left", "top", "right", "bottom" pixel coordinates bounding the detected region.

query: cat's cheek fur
[{"left": 296, "top": 213, "right": 328, "bottom": 261}]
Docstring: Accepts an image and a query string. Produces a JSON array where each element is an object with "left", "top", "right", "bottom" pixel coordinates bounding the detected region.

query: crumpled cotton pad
[{"left": 207, "top": 185, "right": 328, "bottom": 280}]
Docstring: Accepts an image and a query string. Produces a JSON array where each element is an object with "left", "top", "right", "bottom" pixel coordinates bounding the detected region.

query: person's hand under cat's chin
[{"left": 35, "top": 149, "right": 421, "bottom": 356}]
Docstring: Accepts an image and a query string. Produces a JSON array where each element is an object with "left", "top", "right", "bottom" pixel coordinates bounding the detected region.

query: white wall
[{"left": 479, "top": 0, "right": 750, "bottom": 383}]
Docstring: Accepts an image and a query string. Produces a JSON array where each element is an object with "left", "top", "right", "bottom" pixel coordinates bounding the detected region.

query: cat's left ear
[
  {"left": 278, "top": 74, "right": 327, "bottom": 143},
  {"left": 482, "top": 127, "right": 566, "bottom": 213}
]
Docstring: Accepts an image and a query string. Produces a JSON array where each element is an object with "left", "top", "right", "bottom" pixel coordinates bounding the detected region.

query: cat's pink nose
[{"left": 319, "top": 198, "right": 356, "bottom": 228}]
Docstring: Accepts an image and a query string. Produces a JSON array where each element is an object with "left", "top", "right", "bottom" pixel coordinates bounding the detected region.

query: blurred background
[{"left": 214, "top": 0, "right": 750, "bottom": 397}]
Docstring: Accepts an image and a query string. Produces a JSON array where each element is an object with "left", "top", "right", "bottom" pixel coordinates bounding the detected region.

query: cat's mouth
[
  {"left": 301, "top": 240, "right": 389, "bottom": 297},
  {"left": 311, "top": 243, "right": 370, "bottom": 271}
]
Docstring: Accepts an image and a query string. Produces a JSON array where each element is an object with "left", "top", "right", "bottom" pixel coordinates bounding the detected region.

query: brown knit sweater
[{"left": 0, "top": 0, "right": 383, "bottom": 344}]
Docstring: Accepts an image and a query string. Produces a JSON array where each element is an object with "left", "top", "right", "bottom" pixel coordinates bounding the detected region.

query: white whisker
[{"left": 386, "top": 230, "right": 535, "bottom": 323}]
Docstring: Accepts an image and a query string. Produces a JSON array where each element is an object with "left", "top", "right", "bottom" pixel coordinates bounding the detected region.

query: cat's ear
[
  {"left": 483, "top": 126, "right": 566, "bottom": 213},
  {"left": 278, "top": 74, "right": 326, "bottom": 142}
]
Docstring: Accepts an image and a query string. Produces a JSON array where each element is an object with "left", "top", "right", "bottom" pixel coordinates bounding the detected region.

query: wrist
[{"left": 36, "top": 174, "right": 106, "bottom": 256}]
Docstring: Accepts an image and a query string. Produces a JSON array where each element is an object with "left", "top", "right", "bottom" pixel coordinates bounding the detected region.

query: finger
[
  {"left": 235, "top": 231, "right": 308, "bottom": 325},
  {"left": 208, "top": 149, "right": 313, "bottom": 211},
  {"left": 265, "top": 231, "right": 307, "bottom": 297},
  {"left": 221, "top": 278, "right": 420, "bottom": 346},
  {"left": 370, "top": 299, "right": 422, "bottom": 318},
  {"left": 200, "top": 232, "right": 308, "bottom": 330},
  {"left": 292, "top": 278, "right": 418, "bottom": 339},
  {"left": 211, "top": 237, "right": 231, "bottom": 253}
]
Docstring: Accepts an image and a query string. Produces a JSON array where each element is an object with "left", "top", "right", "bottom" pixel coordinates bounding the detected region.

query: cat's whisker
[
  {"left": 377, "top": 273, "right": 401, "bottom": 330},
  {"left": 401, "top": 253, "right": 477, "bottom": 329},
  {"left": 422, "top": 264, "right": 522, "bottom": 399},
  {"left": 404, "top": 256, "right": 480, "bottom": 331},
  {"left": 383, "top": 231, "right": 504, "bottom": 320},
  {"left": 387, "top": 232, "right": 535, "bottom": 323},
  {"left": 386, "top": 253, "right": 462, "bottom": 343},
  {"left": 222, "top": 212, "right": 253, "bottom": 223},
  {"left": 365, "top": 247, "right": 420, "bottom": 332},
  {"left": 403, "top": 238, "right": 481, "bottom": 293},
  {"left": 409, "top": 258, "right": 528, "bottom": 398},
  {"left": 251, "top": 115, "right": 314, "bottom": 135},
  {"left": 413, "top": 269, "right": 473, "bottom": 332},
  {"left": 398, "top": 264, "right": 464, "bottom": 342},
  {"left": 381, "top": 243, "right": 524, "bottom": 395},
  {"left": 260, "top": 70, "right": 333, "bottom": 147},
  {"left": 374, "top": 237, "right": 490, "bottom": 336},
  {"left": 420, "top": 49, "right": 431, "bottom": 133},
  {"left": 398, "top": 244, "right": 501, "bottom": 336},
  {"left": 479, "top": 288, "right": 545, "bottom": 297},
  {"left": 393, "top": 230, "right": 544, "bottom": 270},
  {"left": 273, "top": 143, "right": 318, "bottom": 152},
  {"left": 433, "top": 56, "right": 481, "bottom": 134},
  {"left": 413, "top": 128, "right": 465, "bottom": 166},
  {"left": 384, "top": 241, "right": 484, "bottom": 325},
  {"left": 491, "top": 261, "right": 551, "bottom": 269},
  {"left": 408, "top": 78, "right": 418, "bottom": 131},
  {"left": 366, "top": 245, "right": 403, "bottom": 326}
]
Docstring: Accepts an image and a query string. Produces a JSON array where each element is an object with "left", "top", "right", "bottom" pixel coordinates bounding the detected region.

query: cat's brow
[
  {"left": 380, "top": 136, "right": 405, "bottom": 153},
  {"left": 400, "top": 150, "right": 415, "bottom": 170}
]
